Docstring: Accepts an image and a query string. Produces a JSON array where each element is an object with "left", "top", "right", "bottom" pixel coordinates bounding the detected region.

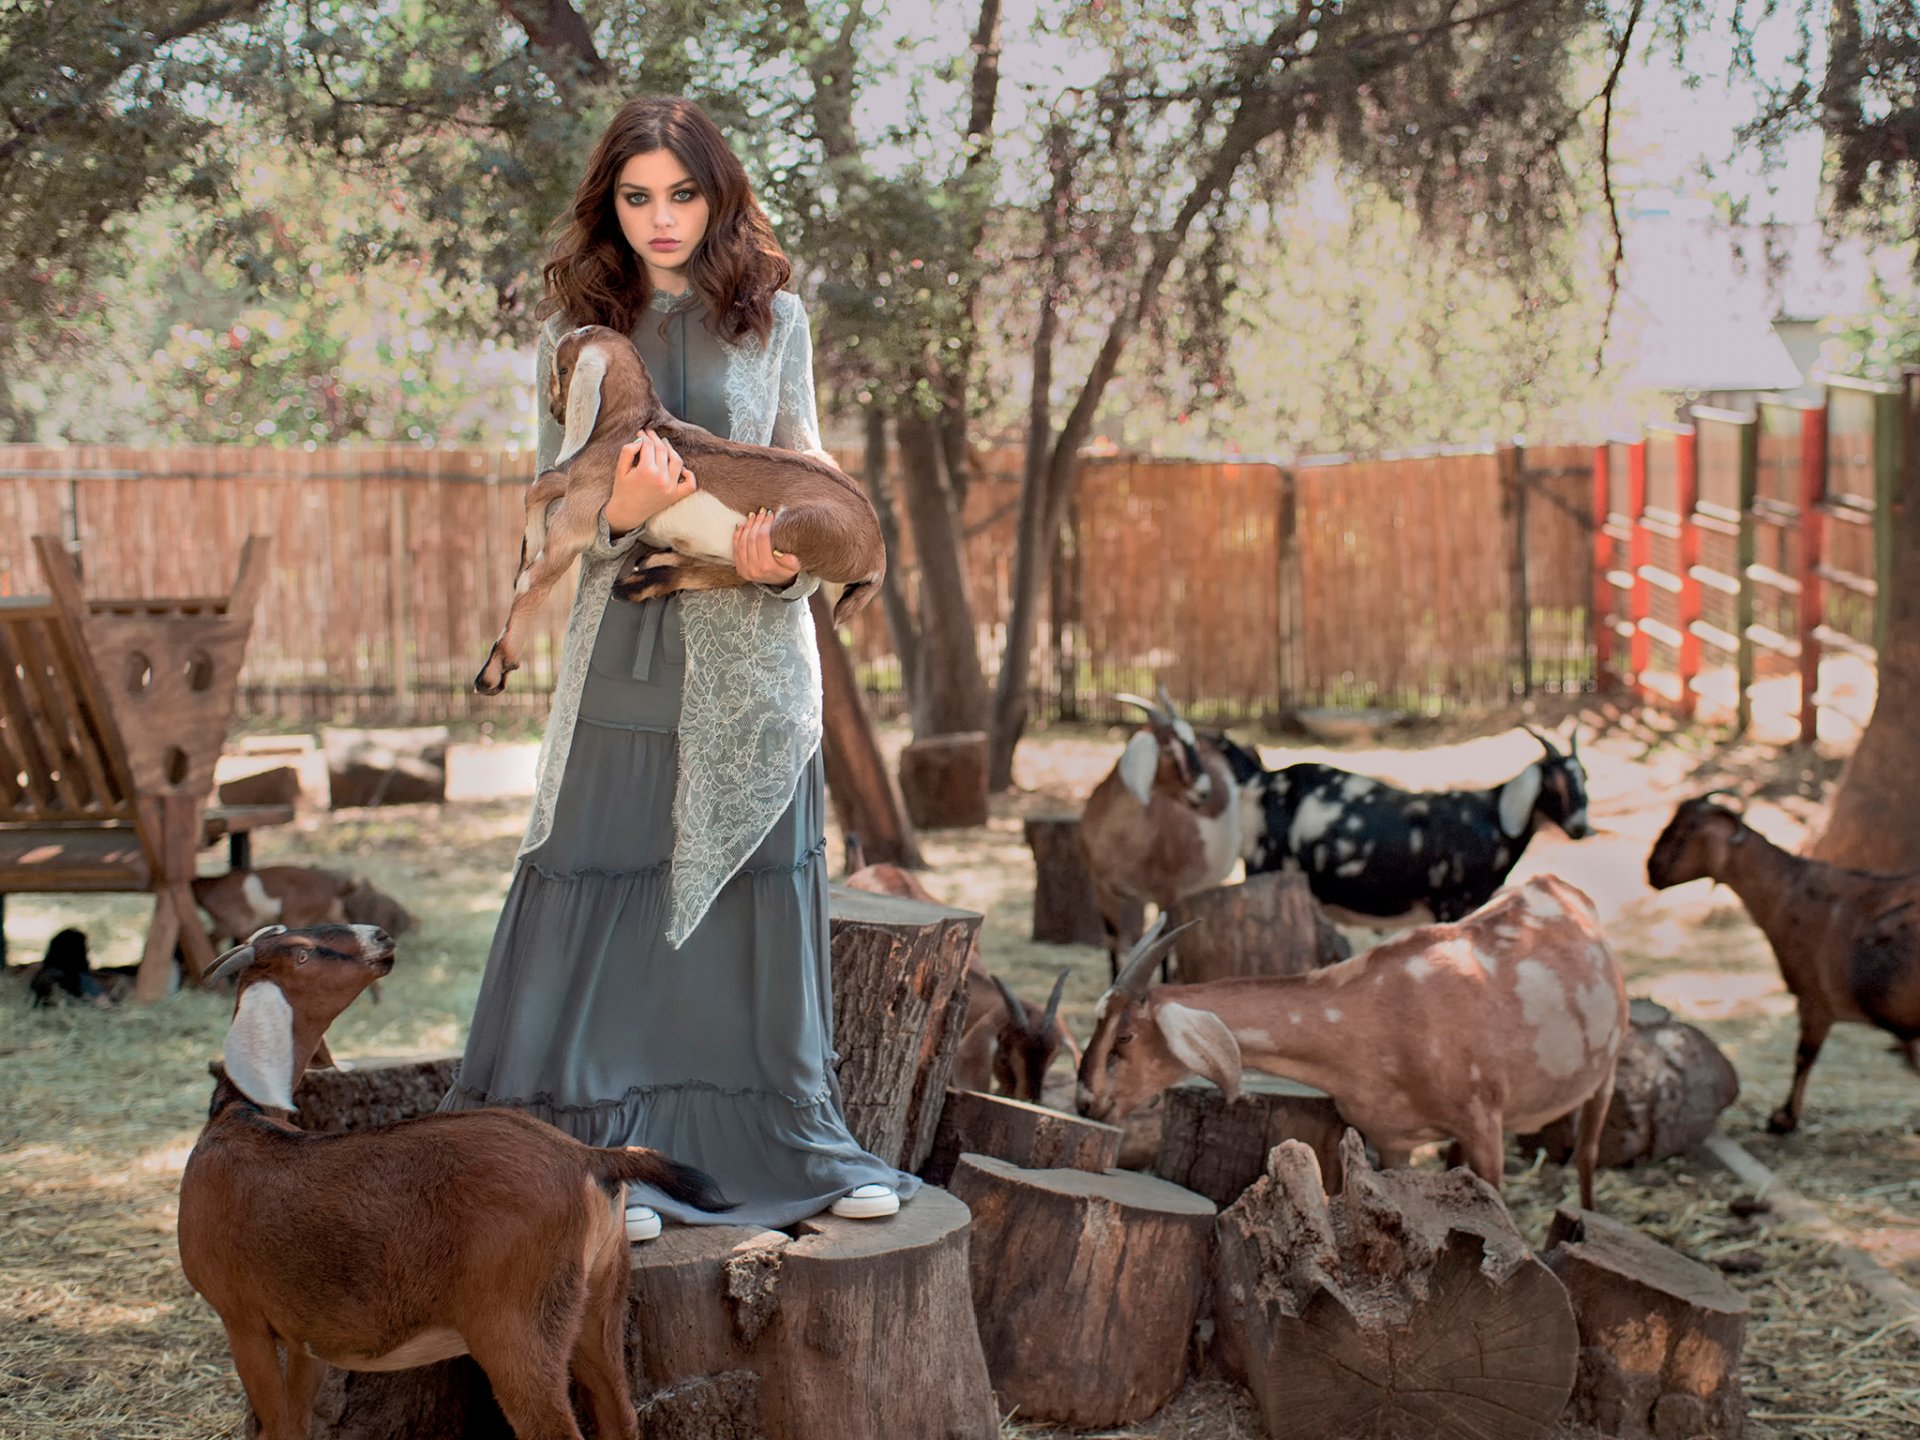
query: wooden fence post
[
  {"left": 1732, "top": 415, "right": 1758, "bottom": 738},
  {"left": 1875, "top": 384, "right": 1902, "bottom": 652},
  {"left": 1673, "top": 425, "right": 1701, "bottom": 718},
  {"left": 1627, "top": 438, "right": 1651, "bottom": 688},
  {"left": 1276, "top": 466, "right": 1302, "bottom": 716},
  {"left": 1593, "top": 443, "right": 1613, "bottom": 686},
  {"left": 1506, "top": 443, "right": 1532, "bottom": 698},
  {"left": 1796, "top": 403, "right": 1827, "bottom": 747}
]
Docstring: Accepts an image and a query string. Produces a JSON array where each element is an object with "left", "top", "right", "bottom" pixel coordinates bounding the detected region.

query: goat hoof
[{"left": 1765, "top": 1109, "right": 1798, "bottom": 1135}]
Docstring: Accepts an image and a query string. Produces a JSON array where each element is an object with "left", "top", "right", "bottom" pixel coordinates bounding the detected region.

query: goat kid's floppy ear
[
  {"left": 1155, "top": 1001, "right": 1242, "bottom": 1100},
  {"left": 553, "top": 339, "right": 609, "bottom": 468},
  {"left": 1118, "top": 731, "right": 1160, "bottom": 806},
  {"left": 224, "top": 980, "right": 298, "bottom": 1112},
  {"left": 1498, "top": 763, "right": 1543, "bottom": 839}
]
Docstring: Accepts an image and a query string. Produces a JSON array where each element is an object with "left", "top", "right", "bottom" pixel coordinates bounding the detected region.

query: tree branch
[{"left": 493, "top": 0, "right": 609, "bottom": 86}]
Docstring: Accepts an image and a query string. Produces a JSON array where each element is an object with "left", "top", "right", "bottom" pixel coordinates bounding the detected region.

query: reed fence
[{"left": 0, "top": 440, "right": 1596, "bottom": 729}]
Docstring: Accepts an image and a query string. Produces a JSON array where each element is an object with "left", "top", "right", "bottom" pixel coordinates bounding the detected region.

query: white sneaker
[
  {"left": 830, "top": 1184, "right": 900, "bottom": 1219},
  {"left": 624, "top": 1203, "right": 662, "bottom": 1242}
]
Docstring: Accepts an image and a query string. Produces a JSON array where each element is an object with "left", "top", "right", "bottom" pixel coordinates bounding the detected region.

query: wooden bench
[{"left": 0, "top": 533, "right": 281, "bottom": 1000}]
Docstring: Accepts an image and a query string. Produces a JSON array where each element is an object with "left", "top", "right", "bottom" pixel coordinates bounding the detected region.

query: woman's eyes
[{"left": 624, "top": 190, "right": 700, "bottom": 205}]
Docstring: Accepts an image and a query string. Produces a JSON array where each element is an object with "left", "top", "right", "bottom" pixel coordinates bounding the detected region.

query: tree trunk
[
  {"left": 948, "top": 1154, "right": 1215, "bottom": 1429},
  {"left": 893, "top": 409, "right": 988, "bottom": 739},
  {"left": 857, "top": 406, "right": 921, "bottom": 689},
  {"left": 1155, "top": 1076, "right": 1349, "bottom": 1206},
  {"left": 812, "top": 591, "right": 923, "bottom": 868},
  {"left": 1542, "top": 1207, "right": 1749, "bottom": 1440},
  {"left": 1516, "top": 999, "right": 1739, "bottom": 1169},
  {"left": 920, "top": 1088, "right": 1123, "bottom": 1187},
  {"left": 626, "top": 1192, "right": 998, "bottom": 1440},
  {"left": 897, "top": 731, "right": 989, "bottom": 829},
  {"left": 1023, "top": 813, "right": 1108, "bottom": 946},
  {"left": 1814, "top": 372, "right": 1920, "bottom": 871},
  {"left": 1212, "top": 1131, "right": 1579, "bottom": 1440},
  {"left": 1163, "top": 871, "right": 1351, "bottom": 983},
  {"left": 827, "top": 885, "right": 978, "bottom": 1171}
]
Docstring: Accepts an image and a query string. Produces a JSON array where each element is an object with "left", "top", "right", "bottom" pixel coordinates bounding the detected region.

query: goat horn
[
  {"left": 1699, "top": 788, "right": 1747, "bottom": 813},
  {"left": 989, "top": 972, "right": 1028, "bottom": 1030},
  {"left": 1112, "top": 915, "right": 1199, "bottom": 996},
  {"left": 1156, "top": 682, "right": 1183, "bottom": 719},
  {"left": 1111, "top": 692, "right": 1167, "bottom": 725},
  {"left": 205, "top": 943, "right": 257, "bottom": 985},
  {"left": 1522, "top": 724, "right": 1562, "bottom": 758},
  {"left": 1043, "top": 969, "right": 1069, "bottom": 1031}
]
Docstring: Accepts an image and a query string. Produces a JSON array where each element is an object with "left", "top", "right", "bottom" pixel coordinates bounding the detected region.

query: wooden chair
[{"left": 0, "top": 534, "right": 288, "bottom": 1000}]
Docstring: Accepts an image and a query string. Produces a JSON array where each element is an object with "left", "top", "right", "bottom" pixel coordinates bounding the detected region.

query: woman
[{"left": 444, "top": 97, "right": 915, "bottom": 1239}]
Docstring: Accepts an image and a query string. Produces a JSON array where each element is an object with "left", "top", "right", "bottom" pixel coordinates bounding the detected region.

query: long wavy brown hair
[{"left": 539, "top": 98, "right": 792, "bottom": 344}]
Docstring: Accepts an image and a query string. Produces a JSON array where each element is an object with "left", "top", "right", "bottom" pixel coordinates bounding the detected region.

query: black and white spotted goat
[{"left": 1241, "top": 726, "right": 1593, "bottom": 927}]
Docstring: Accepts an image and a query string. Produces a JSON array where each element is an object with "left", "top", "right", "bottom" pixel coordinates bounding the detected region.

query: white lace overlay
[{"left": 518, "top": 293, "right": 828, "bottom": 945}]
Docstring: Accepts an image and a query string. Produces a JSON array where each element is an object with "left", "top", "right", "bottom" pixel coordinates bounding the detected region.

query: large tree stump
[
  {"left": 1213, "top": 1132, "right": 1578, "bottom": 1440},
  {"left": 949, "top": 1154, "right": 1216, "bottom": 1429},
  {"left": 920, "top": 1088, "right": 1123, "bottom": 1186},
  {"left": 1023, "top": 813, "right": 1111, "bottom": 945},
  {"left": 1156, "top": 1075, "right": 1348, "bottom": 1204},
  {"left": 1163, "top": 869, "right": 1350, "bottom": 983},
  {"left": 897, "top": 731, "right": 989, "bottom": 829},
  {"left": 322, "top": 725, "right": 448, "bottom": 807},
  {"left": 1542, "top": 1208, "right": 1749, "bottom": 1440},
  {"left": 305, "top": 1358, "right": 506, "bottom": 1440},
  {"left": 1517, "top": 1000, "right": 1740, "bottom": 1168},
  {"left": 827, "top": 885, "right": 979, "bottom": 1172},
  {"left": 626, "top": 1190, "right": 997, "bottom": 1440},
  {"left": 209, "top": 1054, "right": 460, "bottom": 1134}
]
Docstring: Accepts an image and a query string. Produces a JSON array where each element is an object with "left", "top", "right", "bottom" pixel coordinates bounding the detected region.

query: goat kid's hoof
[
  {"left": 624, "top": 1203, "right": 662, "bottom": 1242},
  {"left": 1765, "top": 1109, "right": 1799, "bottom": 1135},
  {"left": 829, "top": 1184, "right": 900, "bottom": 1220}
]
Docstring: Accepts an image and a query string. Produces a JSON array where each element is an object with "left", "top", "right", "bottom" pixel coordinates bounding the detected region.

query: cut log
[
  {"left": 321, "top": 725, "right": 448, "bottom": 807},
  {"left": 919, "top": 1088, "right": 1122, "bottom": 1187},
  {"left": 1213, "top": 1131, "right": 1578, "bottom": 1440},
  {"left": 1155, "top": 1075, "right": 1349, "bottom": 1205},
  {"left": 897, "top": 731, "right": 989, "bottom": 829},
  {"left": 827, "top": 885, "right": 980, "bottom": 1172},
  {"left": 1023, "top": 812, "right": 1110, "bottom": 946},
  {"left": 208, "top": 1054, "right": 460, "bottom": 1134},
  {"left": 216, "top": 763, "right": 302, "bottom": 810},
  {"left": 1542, "top": 1207, "right": 1749, "bottom": 1440},
  {"left": 812, "top": 591, "right": 923, "bottom": 869},
  {"left": 949, "top": 1154, "right": 1216, "bottom": 1429},
  {"left": 1517, "top": 999, "right": 1740, "bottom": 1168},
  {"left": 627, "top": 1189, "right": 997, "bottom": 1440},
  {"left": 1163, "top": 870, "right": 1350, "bottom": 983}
]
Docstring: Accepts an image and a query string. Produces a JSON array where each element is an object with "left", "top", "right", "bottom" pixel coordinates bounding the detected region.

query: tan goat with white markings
[{"left": 1076, "top": 874, "right": 1627, "bottom": 1207}]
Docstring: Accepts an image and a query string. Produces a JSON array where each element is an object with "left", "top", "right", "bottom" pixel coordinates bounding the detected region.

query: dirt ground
[{"left": 4, "top": 700, "right": 1919, "bottom": 1438}]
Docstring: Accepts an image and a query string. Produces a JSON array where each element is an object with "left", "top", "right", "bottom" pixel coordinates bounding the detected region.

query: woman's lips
[{"left": 649, "top": 239, "right": 680, "bottom": 250}]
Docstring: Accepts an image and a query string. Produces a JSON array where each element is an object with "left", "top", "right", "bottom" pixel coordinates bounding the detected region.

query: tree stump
[
  {"left": 897, "top": 731, "right": 989, "bottom": 829},
  {"left": 827, "top": 885, "right": 979, "bottom": 1172},
  {"left": 949, "top": 1154, "right": 1216, "bottom": 1429},
  {"left": 1023, "top": 813, "right": 1110, "bottom": 945},
  {"left": 920, "top": 1088, "right": 1123, "bottom": 1187},
  {"left": 1213, "top": 1131, "right": 1578, "bottom": 1440},
  {"left": 322, "top": 725, "right": 449, "bottom": 807},
  {"left": 1156, "top": 1074, "right": 1349, "bottom": 1205},
  {"left": 1517, "top": 1000, "right": 1740, "bottom": 1168},
  {"left": 627, "top": 1189, "right": 997, "bottom": 1440},
  {"left": 216, "top": 763, "right": 303, "bottom": 809},
  {"left": 1163, "top": 870, "right": 1350, "bottom": 983},
  {"left": 1542, "top": 1208, "right": 1749, "bottom": 1440},
  {"left": 305, "top": 1358, "right": 506, "bottom": 1440},
  {"left": 208, "top": 1054, "right": 460, "bottom": 1134}
]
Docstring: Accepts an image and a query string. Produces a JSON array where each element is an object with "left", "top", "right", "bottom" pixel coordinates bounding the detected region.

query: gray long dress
[{"left": 443, "top": 290, "right": 918, "bottom": 1227}]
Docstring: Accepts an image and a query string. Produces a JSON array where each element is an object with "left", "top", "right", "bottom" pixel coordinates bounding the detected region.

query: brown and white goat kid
[
  {"left": 1648, "top": 793, "right": 1920, "bottom": 1133},
  {"left": 842, "top": 844, "right": 1079, "bottom": 1100},
  {"left": 191, "top": 866, "right": 355, "bottom": 947},
  {"left": 177, "top": 924, "right": 730, "bottom": 1440},
  {"left": 1079, "top": 687, "right": 1258, "bottom": 978},
  {"left": 476, "top": 325, "right": 885, "bottom": 694},
  {"left": 1076, "top": 876, "right": 1627, "bottom": 1207}
]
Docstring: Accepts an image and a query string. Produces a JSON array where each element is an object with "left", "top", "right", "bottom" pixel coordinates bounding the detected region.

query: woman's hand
[
  {"left": 604, "top": 430, "right": 697, "bottom": 536},
  {"left": 734, "top": 508, "right": 801, "bottom": 586}
]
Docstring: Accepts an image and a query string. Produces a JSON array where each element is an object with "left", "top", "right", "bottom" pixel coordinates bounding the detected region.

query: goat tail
[{"left": 592, "top": 1147, "right": 736, "bottom": 1214}]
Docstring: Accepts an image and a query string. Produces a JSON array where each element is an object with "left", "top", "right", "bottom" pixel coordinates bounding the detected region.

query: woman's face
[{"left": 614, "top": 149, "right": 710, "bottom": 293}]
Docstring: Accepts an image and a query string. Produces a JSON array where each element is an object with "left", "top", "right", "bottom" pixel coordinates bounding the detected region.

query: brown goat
[
  {"left": 476, "top": 324, "right": 885, "bottom": 694},
  {"left": 1648, "top": 794, "right": 1920, "bottom": 1132},
  {"left": 176, "top": 924, "right": 730, "bottom": 1440},
  {"left": 842, "top": 846, "right": 1079, "bottom": 1101},
  {"left": 192, "top": 867, "right": 354, "bottom": 946},
  {"left": 1079, "top": 687, "right": 1253, "bottom": 978},
  {"left": 1077, "top": 877, "right": 1627, "bottom": 1208}
]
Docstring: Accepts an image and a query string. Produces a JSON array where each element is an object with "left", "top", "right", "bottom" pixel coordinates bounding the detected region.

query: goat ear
[
  {"left": 1155, "top": 1001, "right": 1242, "bottom": 1100},
  {"left": 1118, "top": 731, "right": 1160, "bottom": 806},
  {"left": 1498, "top": 763, "right": 1543, "bottom": 839},
  {"left": 223, "top": 980, "right": 297, "bottom": 1112},
  {"left": 553, "top": 345, "right": 608, "bottom": 467}
]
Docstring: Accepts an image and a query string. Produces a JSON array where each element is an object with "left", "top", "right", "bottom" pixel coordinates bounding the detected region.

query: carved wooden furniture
[{"left": 0, "top": 534, "right": 282, "bottom": 999}]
